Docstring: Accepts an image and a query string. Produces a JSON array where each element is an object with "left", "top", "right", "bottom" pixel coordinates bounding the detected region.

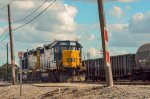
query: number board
[
  {"left": 70, "top": 42, "right": 76, "bottom": 46},
  {"left": 60, "top": 42, "right": 67, "bottom": 45}
]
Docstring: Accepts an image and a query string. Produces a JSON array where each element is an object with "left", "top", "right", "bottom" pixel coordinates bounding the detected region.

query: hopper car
[{"left": 84, "top": 43, "right": 150, "bottom": 81}]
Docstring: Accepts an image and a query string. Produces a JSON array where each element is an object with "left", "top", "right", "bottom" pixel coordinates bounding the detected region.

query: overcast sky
[{"left": 0, "top": 0, "right": 150, "bottom": 65}]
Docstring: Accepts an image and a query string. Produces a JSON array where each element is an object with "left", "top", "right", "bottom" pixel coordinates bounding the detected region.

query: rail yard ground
[{"left": 0, "top": 82, "right": 150, "bottom": 99}]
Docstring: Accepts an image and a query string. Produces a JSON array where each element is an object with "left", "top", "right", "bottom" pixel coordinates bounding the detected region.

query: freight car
[
  {"left": 85, "top": 43, "right": 150, "bottom": 81},
  {"left": 19, "top": 40, "right": 85, "bottom": 82},
  {"left": 84, "top": 54, "right": 136, "bottom": 81},
  {"left": 135, "top": 43, "right": 150, "bottom": 81}
]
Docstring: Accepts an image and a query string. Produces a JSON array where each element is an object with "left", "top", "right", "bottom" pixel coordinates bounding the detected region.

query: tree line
[{"left": 0, "top": 63, "right": 18, "bottom": 81}]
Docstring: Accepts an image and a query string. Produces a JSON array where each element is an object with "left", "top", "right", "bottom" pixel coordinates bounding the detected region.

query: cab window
[{"left": 68, "top": 47, "right": 76, "bottom": 50}]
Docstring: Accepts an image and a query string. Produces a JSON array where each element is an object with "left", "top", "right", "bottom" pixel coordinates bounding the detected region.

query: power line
[
  {"left": 0, "top": 28, "right": 9, "bottom": 39},
  {"left": 12, "top": 0, "right": 56, "bottom": 30},
  {"left": 0, "top": 42, "right": 8, "bottom": 51},
  {"left": 12, "top": 0, "right": 48, "bottom": 23},
  {"left": 0, "top": 33, "right": 9, "bottom": 44},
  {"left": 0, "top": 44, "right": 6, "bottom": 50},
  {"left": 0, "top": 0, "right": 14, "bottom": 11},
  {"left": 14, "top": 0, "right": 44, "bottom": 1}
]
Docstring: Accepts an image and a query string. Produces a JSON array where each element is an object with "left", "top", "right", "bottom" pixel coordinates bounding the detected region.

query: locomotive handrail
[{"left": 57, "top": 59, "right": 62, "bottom": 67}]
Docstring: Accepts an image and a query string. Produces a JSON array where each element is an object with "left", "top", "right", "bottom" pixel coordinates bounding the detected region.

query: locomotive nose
[{"left": 62, "top": 50, "right": 80, "bottom": 68}]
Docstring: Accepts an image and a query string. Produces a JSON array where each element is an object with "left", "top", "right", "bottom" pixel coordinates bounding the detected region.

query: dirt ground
[{"left": 0, "top": 82, "right": 150, "bottom": 99}]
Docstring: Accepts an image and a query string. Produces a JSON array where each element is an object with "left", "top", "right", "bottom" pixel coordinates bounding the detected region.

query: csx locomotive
[{"left": 19, "top": 40, "right": 85, "bottom": 82}]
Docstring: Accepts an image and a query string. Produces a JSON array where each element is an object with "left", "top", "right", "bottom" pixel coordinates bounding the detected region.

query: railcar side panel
[{"left": 85, "top": 54, "right": 135, "bottom": 81}]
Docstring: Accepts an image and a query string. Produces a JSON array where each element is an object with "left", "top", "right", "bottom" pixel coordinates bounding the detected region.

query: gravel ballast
[{"left": 0, "top": 83, "right": 150, "bottom": 99}]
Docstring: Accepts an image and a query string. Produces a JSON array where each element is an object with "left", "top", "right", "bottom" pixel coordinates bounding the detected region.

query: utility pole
[
  {"left": 97, "top": 0, "right": 113, "bottom": 87},
  {"left": 7, "top": 4, "right": 15, "bottom": 85},
  {"left": 6, "top": 43, "right": 8, "bottom": 81}
]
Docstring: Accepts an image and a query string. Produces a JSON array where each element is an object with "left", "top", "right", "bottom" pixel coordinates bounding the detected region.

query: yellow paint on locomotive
[
  {"left": 62, "top": 50, "right": 81, "bottom": 68},
  {"left": 36, "top": 47, "right": 41, "bottom": 69}
]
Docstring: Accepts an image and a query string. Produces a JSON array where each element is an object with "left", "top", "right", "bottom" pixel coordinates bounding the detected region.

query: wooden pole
[
  {"left": 97, "top": 0, "right": 113, "bottom": 87},
  {"left": 6, "top": 43, "right": 8, "bottom": 81},
  {"left": 7, "top": 4, "right": 15, "bottom": 85}
]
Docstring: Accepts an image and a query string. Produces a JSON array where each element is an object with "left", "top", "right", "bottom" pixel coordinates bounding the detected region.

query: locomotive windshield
[
  {"left": 68, "top": 46, "right": 76, "bottom": 50},
  {"left": 61, "top": 46, "right": 76, "bottom": 50}
]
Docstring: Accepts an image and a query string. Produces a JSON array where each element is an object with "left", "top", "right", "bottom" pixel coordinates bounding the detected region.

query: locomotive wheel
[
  {"left": 35, "top": 71, "right": 42, "bottom": 82},
  {"left": 41, "top": 77, "right": 49, "bottom": 82},
  {"left": 27, "top": 72, "right": 32, "bottom": 81},
  {"left": 141, "top": 73, "right": 148, "bottom": 81},
  {"left": 71, "top": 69, "right": 86, "bottom": 82},
  {"left": 58, "top": 71, "right": 70, "bottom": 82},
  {"left": 79, "top": 71, "right": 86, "bottom": 82},
  {"left": 58, "top": 70, "right": 82, "bottom": 82},
  {"left": 48, "top": 71, "right": 57, "bottom": 82}
]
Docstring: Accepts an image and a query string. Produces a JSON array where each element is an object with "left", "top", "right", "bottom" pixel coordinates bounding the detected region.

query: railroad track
[
  {"left": 0, "top": 81, "right": 12, "bottom": 87},
  {"left": 20, "top": 80, "right": 150, "bottom": 86},
  {"left": 81, "top": 81, "right": 150, "bottom": 85},
  {"left": 112, "top": 81, "right": 150, "bottom": 85}
]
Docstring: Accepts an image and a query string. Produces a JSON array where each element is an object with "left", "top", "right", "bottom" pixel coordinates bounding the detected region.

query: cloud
[
  {"left": 0, "top": 0, "right": 82, "bottom": 65},
  {"left": 0, "top": 28, "right": 3, "bottom": 34},
  {"left": 107, "top": 24, "right": 133, "bottom": 47},
  {"left": 87, "top": 47, "right": 100, "bottom": 57},
  {"left": 101, "top": 11, "right": 150, "bottom": 48},
  {"left": 87, "top": 34, "right": 95, "bottom": 41},
  {"left": 0, "top": 0, "right": 149, "bottom": 64},
  {"left": 129, "top": 12, "right": 150, "bottom": 33},
  {"left": 84, "top": 46, "right": 129, "bottom": 58},
  {"left": 107, "top": 24, "right": 128, "bottom": 32},
  {"left": 74, "top": 10, "right": 150, "bottom": 51},
  {"left": 0, "top": 0, "right": 80, "bottom": 44},
  {"left": 12, "top": 1, "right": 35, "bottom": 10},
  {"left": 107, "top": 23, "right": 150, "bottom": 47},
  {"left": 50, "top": 33, "right": 81, "bottom": 41},
  {"left": 110, "top": 0, "right": 137, "bottom": 2},
  {"left": 125, "top": 6, "right": 131, "bottom": 10},
  {"left": 110, "top": 47, "right": 129, "bottom": 55},
  {"left": 109, "top": 6, "right": 124, "bottom": 19},
  {"left": 33, "top": 3, "right": 78, "bottom": 33},
  {"left": 71, "top": 0, "right": 137, "bottom": 3}
]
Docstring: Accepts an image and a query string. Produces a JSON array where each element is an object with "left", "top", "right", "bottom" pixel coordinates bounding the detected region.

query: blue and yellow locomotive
[{"left": 20, "top": 40, "right": 85, "bottom": 82}]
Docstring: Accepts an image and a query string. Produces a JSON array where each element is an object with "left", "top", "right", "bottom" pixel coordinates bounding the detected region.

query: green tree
[{"left": 0, "top": 63, "right": 18, "bottom": 81}]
